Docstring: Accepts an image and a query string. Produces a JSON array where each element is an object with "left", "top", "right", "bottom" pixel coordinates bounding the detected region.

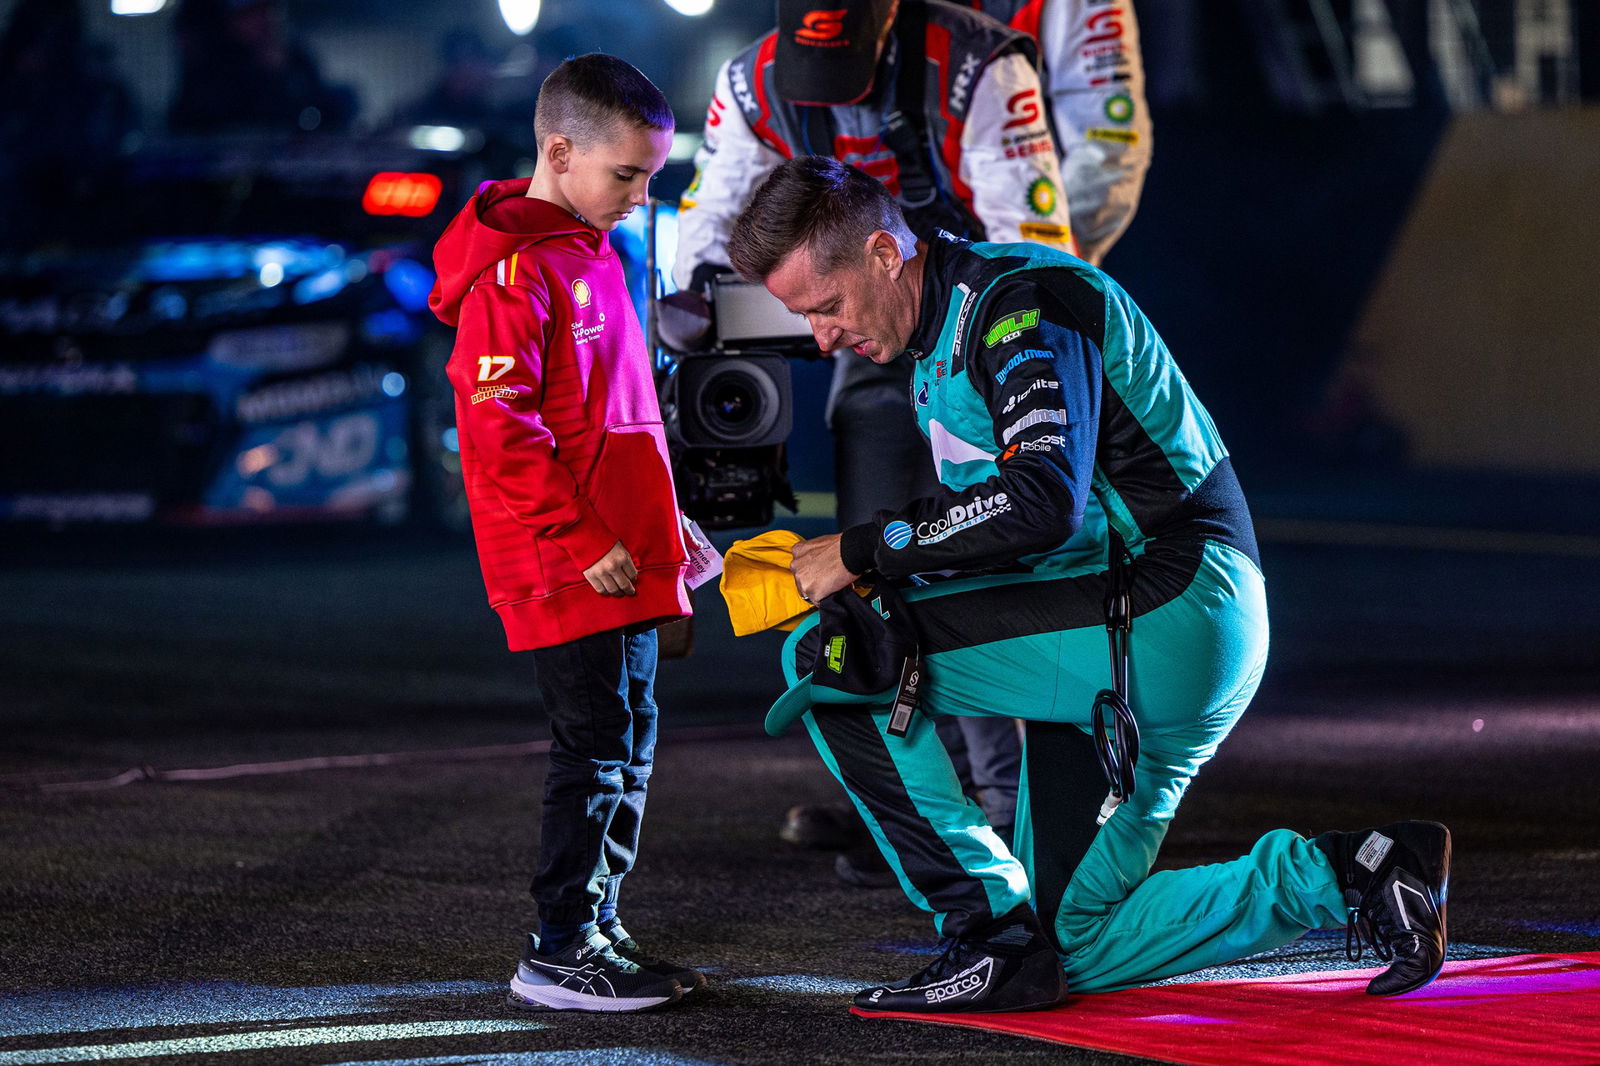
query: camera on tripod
[{"left": 646, "top": 204, "right": 818, "bottom": 529}]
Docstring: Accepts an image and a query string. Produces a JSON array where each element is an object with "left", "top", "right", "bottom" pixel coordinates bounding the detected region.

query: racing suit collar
[{"left": 904, "top": 235, "right": 959, "bottom": 359}]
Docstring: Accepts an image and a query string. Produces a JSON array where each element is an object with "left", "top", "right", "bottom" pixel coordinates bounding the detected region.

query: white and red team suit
[{"left": 673, "top": 0, "right": 1150, "bottom": 287}]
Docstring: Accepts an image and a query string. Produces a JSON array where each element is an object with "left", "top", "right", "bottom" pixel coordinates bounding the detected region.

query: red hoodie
[{"left": 430, "top": 178, "right": 689, "bottom": 651}]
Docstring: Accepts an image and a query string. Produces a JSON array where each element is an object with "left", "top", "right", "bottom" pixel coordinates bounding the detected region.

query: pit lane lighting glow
[
  {"left": 381, "top": 373, "right": 406, "bottom": 398},
  {"left": 408, "top": 125, "right": 467, "bottom": 153},
  {"left": 362, "top": 173, "right": 442, "bottom": 218},
  {"left": 259, "top": 262, "right": 285, "bottom": 288},
  {"left": 110, "top": 0, "right": 166, "bottom": 14},
  {"left": 499, "top": 0, "right": 541, "bottom": 35},
  {"left": 663, "top": 0, "right": 714, "bottom": 14}
]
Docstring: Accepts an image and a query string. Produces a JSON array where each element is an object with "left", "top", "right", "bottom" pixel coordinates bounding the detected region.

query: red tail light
[{"left": 362, "top": 172, "right": 442, "bottom": 217}]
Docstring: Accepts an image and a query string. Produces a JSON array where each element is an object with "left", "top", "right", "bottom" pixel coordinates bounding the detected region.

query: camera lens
[
  {"left": 698, "top": 367, "right": 778, "bottom": 444},
  {"left": 710, "top": 380, "right": 755, "bottom": 425}
]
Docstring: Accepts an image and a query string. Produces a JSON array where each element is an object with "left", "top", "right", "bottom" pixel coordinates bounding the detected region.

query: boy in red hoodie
[{"left": 429, "top": 53, "right": 698, "bottom": 1012}]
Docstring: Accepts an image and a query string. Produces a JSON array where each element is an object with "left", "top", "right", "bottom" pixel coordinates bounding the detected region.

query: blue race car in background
[{"left": 0, "top": 134, "right": 482, "bottom": 530}]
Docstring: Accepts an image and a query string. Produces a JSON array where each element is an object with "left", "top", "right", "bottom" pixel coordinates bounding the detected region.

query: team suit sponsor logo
[
  {"left": 915, "top": 492, "right": 1011, "bottom": 545},
  {"left": 949, "top": 52, "right": 983, "bottom": 112},
  {"left": 795, "top": 9, "right": 849, "bottom": 45},
  {"left": 1001, "top": 377, "right": 1060, "bottom": 414},
  {"left": 984, "top": 311, "right": 1040, "bottom": 349},
  {"left": 1002, "top": 408, "right": 1071, "bottom": 444},
  {"left": 1027, "top": 177, "right": 1058, "bottom": 217},
  {"left": 883, "top": 521, "right": 914, "bottom": 549},
  {"left": 993, "top": 346, "right": 1050, "bottom": 384}
]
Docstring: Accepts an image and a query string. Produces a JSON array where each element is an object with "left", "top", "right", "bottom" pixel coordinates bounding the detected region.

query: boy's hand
[
  {"left": 791, "top": 534, "right": 858, "bottom": 604},
  {"left": 584, "top": 541, "right": 638, "bottom": 597}
]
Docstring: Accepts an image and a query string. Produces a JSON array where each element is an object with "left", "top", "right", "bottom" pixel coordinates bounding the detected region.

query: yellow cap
[{"left": 719, "top": 529, "right": 816, "bottom": 637}]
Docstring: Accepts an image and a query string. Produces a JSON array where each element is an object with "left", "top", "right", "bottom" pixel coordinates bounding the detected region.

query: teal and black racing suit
[{"left": 777, "top": 233, "right": 1348, "bottom": 992}]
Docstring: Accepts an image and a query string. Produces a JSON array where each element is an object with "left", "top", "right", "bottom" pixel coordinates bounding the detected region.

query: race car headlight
[{"left": 208, "top": 322, "right": 352, "bottom": 373}]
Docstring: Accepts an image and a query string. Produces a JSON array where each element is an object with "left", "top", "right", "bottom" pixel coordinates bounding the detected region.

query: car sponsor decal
[{"left": 985, "top": 312, "right": 1041, "bottom": 350}]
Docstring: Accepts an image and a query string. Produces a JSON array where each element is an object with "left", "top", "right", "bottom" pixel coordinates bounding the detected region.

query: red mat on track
[{"left": 853, "top": 952, "right": 1600, "bottom": 1065}]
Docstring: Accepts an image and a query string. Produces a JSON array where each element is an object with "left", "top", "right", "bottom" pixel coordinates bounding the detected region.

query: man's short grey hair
[{"left": 726, "top": 156, "right": 915, "bottom": 282}]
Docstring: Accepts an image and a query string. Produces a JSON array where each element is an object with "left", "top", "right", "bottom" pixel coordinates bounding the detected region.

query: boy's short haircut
[
  {"left": 533, "top": 52, "right": 673, "bottom": 150},
  {"left": 727, "top": 155, "right": 913, "bottom": 283}
]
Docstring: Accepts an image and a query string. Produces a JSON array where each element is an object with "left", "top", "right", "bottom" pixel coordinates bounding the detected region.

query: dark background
[{"left": 3, "top": 2, "right": 1599, "bottom": 1064}]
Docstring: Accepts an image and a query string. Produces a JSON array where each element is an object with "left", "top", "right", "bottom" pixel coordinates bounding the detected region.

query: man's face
[
  {"left": 765, "top": 236, "right": 919, "bottom": 364},
  {"left": 553, "top": 123, "right": 674, "bottom": 231}
]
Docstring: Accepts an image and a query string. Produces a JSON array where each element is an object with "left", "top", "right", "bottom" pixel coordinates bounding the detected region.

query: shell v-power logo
[{"left": 796, "top": 9, "right": 849, "bottom": 45}]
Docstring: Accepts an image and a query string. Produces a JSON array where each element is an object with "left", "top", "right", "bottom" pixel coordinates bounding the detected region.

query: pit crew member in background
[{"left": 669, "top": 0, "right": 1078, "bottom": 882}]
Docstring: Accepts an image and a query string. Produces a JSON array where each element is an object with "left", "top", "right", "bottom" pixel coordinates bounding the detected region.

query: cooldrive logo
[
  {"left": 993, "top": 348, "right": 1051, "bottom": 385},
  {"left": 984, "top": 310, "right": 1040, "bottom": 350},
  {"left": 796, "top": 9, "right": 849, "bottom": 45},
  {"left": 916, "top": 492, "right": 1011, "bottom": 546},
  {"left": 884, "top": 521, "right": 914, "bottom": 549}
]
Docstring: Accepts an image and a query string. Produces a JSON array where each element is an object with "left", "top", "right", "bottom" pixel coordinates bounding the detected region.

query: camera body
[{"left": 657, "top": 275, "right": 817, "bottom": 529}]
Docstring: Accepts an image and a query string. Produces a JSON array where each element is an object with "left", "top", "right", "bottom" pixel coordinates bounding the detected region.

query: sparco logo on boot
[{"left": 916, "top": 492, "right": 1011, "bottom": 545}]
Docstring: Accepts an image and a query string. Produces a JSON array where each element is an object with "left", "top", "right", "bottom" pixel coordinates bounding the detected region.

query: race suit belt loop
[{"left": 1091, "top": 530, "right": 1140, "bottom": 812}]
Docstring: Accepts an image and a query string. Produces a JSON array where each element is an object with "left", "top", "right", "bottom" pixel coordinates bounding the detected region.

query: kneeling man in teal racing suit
[{"left": 726, "top": 155, "right": 1453, "bottom": 1014}]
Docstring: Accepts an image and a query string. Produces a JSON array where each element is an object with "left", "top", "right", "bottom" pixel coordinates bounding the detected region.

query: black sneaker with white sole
[
  {"left": 507, "top": 928, "right": 682, "bottom": 1012},
  {"left": 1315, "top": 820, "right": 1451, "bottom": 996},
  {"left": 853, "top": 905, "right": 1067, "bottom": 1014},
  {"left": 601, "top": 922, "right": 707, "bottom": 993}
]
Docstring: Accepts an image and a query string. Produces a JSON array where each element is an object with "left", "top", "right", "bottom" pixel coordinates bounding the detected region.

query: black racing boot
[
  {"left": 854, "top": 905, "right": 1068, "bottom": 1013},
  {"left": 1315, "top": 820, "right": 1451, "bottom": 996}
]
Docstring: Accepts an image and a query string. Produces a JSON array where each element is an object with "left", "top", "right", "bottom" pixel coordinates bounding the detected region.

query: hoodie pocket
[{"left": 587, "top": 422, "right": 685, "bottom": 571}]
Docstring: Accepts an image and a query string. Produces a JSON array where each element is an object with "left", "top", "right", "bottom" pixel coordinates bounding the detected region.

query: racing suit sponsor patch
[
  {"left": 472, "top": 386, "right": 519, "bottom": 405},
  {"left": 884, "top": 521, "right": 914, "bottom": 549},
  {"left": 993, "top": 347, "right": 1051, "bottom": 384},
  {"left": 916, "top": 492, "right": 1011, "bottom": 545},
  {"left": 1017, "top": 221, "right": 1073, "bottom": 246},
  {"left": 1001, "top": 377, "right": 1061, "bottom": 414},
  {"left": 1087, "top": 127, "right": 1140, "bottom": 144},
  {"left": 985, "top": 311, "right": 1041, "bottom": 350},
  {"left": 1027, "top": 177, "right": 1058, "bottom": 217},
  {"left": 1001, "top": 408, "right": 1071, "bottom": 444}
]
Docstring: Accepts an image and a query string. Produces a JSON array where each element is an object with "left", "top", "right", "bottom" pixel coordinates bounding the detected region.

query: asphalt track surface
[{"left": 3, "top": 483, "right": 1599, "bottom": 1066}]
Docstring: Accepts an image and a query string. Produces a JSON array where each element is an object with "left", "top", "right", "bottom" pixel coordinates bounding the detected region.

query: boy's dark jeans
[{"left": 527, "top": 626, "right": 659, "bottom": 927}]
